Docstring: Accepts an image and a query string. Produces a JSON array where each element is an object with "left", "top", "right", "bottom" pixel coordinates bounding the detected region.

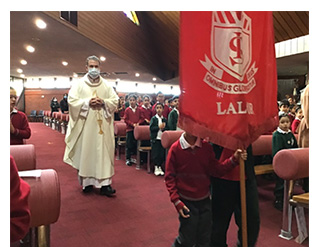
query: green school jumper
[{"left": 272, "top": 128, "right": 298, "bottom": 200}]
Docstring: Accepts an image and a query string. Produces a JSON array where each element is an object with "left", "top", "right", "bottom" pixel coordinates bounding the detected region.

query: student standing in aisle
[
  {"left": 165, "top": 132, "right": 247, "bottom": 247},
  {"left": 167, "top": 95, "right": 180, "bottom": 130}
]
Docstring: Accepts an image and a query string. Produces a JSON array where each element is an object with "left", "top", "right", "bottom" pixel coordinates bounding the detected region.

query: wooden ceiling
[
  {"left": 11, "top": 11, "right": 309, "bottom": 83},
  {"left": 136, "top": 11, "right": 309, "bottom": 81}
]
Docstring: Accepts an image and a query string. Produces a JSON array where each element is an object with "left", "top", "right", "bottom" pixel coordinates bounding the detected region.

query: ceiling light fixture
[
  {"left": 20, "top": 74, "right": 25, "bottom": 78},
  {"left": 100, "top": 56, "right": 106, "bottom": 61},
  {"left": 152, "top": 77, "right": 157, "bottom": 81},
  {"left": 26, "top": 45, "right": 35, "bottom": 53},
  {"left": 62, "top": 61, "right": 68, "bottom": 66},
  {"left": 20, "top": 59, "right": 27, "bottom": 65},
  {"left": 73, "top": 73, "right": 78, "bottom": 78},
  {"left": 35, "top": 19, "right": 47, "bottom": 29},
  {"left": 135, "top": 73, "right": 140, "bottom": 77},
  {"left": 17, "top": 68, "right": 23, "bottom": 73}
]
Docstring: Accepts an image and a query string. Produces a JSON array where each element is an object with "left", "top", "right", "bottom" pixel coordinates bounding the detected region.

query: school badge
[{"left": 200, "top": 11, "right": 258, "bottom": 94}]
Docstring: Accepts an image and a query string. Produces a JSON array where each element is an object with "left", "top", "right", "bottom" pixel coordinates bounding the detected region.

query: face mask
[
  {"left": 64, "top": 96, "right": 68, "bottom": 99},
  {"left": 88, "top": 67, "right": 100, "bottom": 79}
]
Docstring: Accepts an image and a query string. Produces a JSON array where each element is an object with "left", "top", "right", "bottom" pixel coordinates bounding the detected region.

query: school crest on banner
[
  {"left": 179, "top": 11, "right": 278, "bottom": 150},
  {"left": 200, "top": 12, "right": 258, "bottom": 95}
]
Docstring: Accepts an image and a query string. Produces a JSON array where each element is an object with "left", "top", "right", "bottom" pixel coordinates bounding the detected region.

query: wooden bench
[
  {"left": 134, "top": 125, "right": 152, "bottom": 172},
  {"left": 273, "top": 148, "right": 309, "bottom": 243},
  {"left": 114, "top": 121, "right": 127, "bottom": 160}
]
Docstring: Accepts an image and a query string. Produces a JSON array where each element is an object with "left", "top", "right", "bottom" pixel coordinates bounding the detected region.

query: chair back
[
  {"left": 252, "top": 135, "right": 273, "bottom": 156},
  {"left": 10, "top": 144, "right": 36, "bottom": 171},
  {"left": 161, "top": 131, "right": 184, "bottom": 149},
  {"left": 134, "top": 125, "right": 150, "bottom": 140}
]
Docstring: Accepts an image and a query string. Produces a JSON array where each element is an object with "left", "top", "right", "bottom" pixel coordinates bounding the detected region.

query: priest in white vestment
[{"left": 64, "top": 55, "right": 119, "bottom": 196}]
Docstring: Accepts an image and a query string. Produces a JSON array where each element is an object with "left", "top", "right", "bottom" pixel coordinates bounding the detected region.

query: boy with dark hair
[
  {"left": 291, "top": 106, "right": 303, "bottom": 134},
  {"left": 165, "top": 132, "right": 247, "bottom": 247},
  {"left": 152, "top": 91, "right": 171, "bottom": 118},
  {"left": 168, "top": 95, "right": 180, "bottom": 130},
  {"left": 278, "top": 99, "right": 290, "bottom": 116},
  {"left": 124, "top": 94, "right": 144, "bottom": 166},
  {"left": 149, "top": 102, "right": 169, "bottom": 176}
]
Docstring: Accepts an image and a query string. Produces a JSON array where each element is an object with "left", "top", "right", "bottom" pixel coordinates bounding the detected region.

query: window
[{"left": 60, "top": 11, "right": 78, "bottom": 26}]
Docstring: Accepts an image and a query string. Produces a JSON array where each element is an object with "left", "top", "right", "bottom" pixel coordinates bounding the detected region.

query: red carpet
[{"left": 26, "top": 123, "right": 309, "bottom": 247}]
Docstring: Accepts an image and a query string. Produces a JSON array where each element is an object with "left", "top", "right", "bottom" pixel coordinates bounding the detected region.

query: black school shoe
[
  {"left": 82, "top": 185, "right": 94, "bottom": 193},
  {"left": 100, "top": 185, "right": 116, "bottom": 197},
  {"left": 126, "top": 159, "right": 132, "bottom": 166},
  {"left": 273, "top": 200, "right": 283, "bottom": 211}
]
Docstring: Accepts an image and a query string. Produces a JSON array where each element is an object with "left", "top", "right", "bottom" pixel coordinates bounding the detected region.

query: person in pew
[
  {"left": 165, "top": 132, "right": 247, "bottom": 247},
  {"left": 210, "top": 144, "right": 260, "bottom": 247},
  {"left": 278, "top": 99, "right": 289, "bottom": 116},
  {"left": 272, "top": 113, "right": 298, "bottom": 210},
  {"left": 139, "top": 94, "right": 153, "bottom": 125},
  {"left": 151, "top": 91, "right": 171, "bottom": 119},
  {"left": 150, "top": 102, "right": 169, "bottom": 176},
  {"left": 10, "top": 87, "right": 31, "bottom": 145},
  {"left": 291, "top": 106, "right": 303, "bottom": 134},
  {"left": 60, "top": 93, "right": 69, "bottom": 114},
  {"left": 10, "top": 155, "right": 31, "bottom": 243},
  {"left": 50, "top": 96, "right": 60, "bottom": 117},
  {"left": 124, "top": 94, "right": 144, "bottom": 166},
  {"left": 167, "top": 95, "right": 180, "bottom": 131},
  {"left": 63, "top": 55, "right": 119, "bottom": 197}
]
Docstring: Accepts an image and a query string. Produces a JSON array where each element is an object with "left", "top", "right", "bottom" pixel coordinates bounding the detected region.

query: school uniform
[
  {"left": 10, "top": 108, "right": 31, "bottom": 145},
  {"left": 124, "top": 106, "right": 144, "bottom": 161},
  {"left": 210, "top": 145, "right": 260, "bottom": 247},
  {"left": 149, "top": 114, "right": 169, "bottom": 171},
  {"left": 151, "top": 102, "right": 171, "bottom": 119},
  {"left": 139, "top": 105, "right": 153, "bottom": 125},
  {"left": 165, "top": 134, "right": 238, "bottom": 247},
  {"left": 272, "top": 127, "right": 298, "bottom": 201},
  {"left": 291, "top": 117, "right": 301, "bottom": 134},
  {"left": 168, "top": 108, "right": 179, "bottom": 130}
]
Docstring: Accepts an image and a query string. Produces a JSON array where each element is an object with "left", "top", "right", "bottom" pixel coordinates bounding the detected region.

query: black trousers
[
  {"left": 151, "top": 139, "right": 165, "bottom": 167},
  {"left": 173, "top": 197, "right": 212, "bottom": 247},
  {"left": 126, "top": 131, "right": 137, "bottom": 160},
  {"left": 210, "top": 178, "right": 260, "bottom": 247}
]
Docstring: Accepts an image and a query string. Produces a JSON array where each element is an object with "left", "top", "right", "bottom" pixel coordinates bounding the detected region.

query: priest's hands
[{"left": 90, "top": 97, "right": 105, "bottom": 110}]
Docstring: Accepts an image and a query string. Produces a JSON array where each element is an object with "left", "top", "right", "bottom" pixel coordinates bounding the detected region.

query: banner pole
[{"left": 240, "top": 157, "right": 248, "bottom": 247}]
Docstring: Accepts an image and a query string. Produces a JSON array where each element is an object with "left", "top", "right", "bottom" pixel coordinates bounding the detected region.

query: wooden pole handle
[{"left": 240, "top": 157, "right": 248, "bottom": 247}]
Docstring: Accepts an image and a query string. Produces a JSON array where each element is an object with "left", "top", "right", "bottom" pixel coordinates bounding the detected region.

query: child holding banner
[{"left": 165, "top": 132, "right": 247, "bottom": 247}]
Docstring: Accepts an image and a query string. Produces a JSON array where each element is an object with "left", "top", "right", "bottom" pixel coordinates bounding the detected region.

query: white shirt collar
[
  {"left": 11, "top": 108, "right": 18, "bottom": 114},
  {"left": 129, "top": 105, "right": 137, "bottom": 112},
  {"left": 277, "top": 127, "right": 291, "bottom": 134},
  {"left": 142, "top": 104, "right": 150, "bottom": 110},
  {"left": 155, "top": 114, "right": 163, "bottom": 120},
  {"left": 179, "top": 133, "right": 202, "bottom": 150}
]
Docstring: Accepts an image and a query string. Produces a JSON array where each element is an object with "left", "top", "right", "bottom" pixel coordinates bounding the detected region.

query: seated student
[
  {"left": 291, "top": 106, "right": 303, "bottom": 134},
  {"left": 124, "top": 94, "right": 144, "bottom": 166},
  {"left": 164, "top": 132, "right": 247, "bottom": 247},
  {"left": 168, "top": 95, "right": 180, "bottom": 130},
  {"left": 139, "top": 95, "right": 153, "bottom": 125},
  {"left": 288, "top": 104, "right": 296, "bottom": 125},
  {"left": 278, "top": 99, "right": 290, "bottom": 116},
  {"left": 10, "top": 87, "right": 31, "bottom": 145},
  {"left": 10, "top": 155, "right": 31, "bottom": 243},
  {"left": 272, "top": 113, "right": 298, "bottom": 210},
  {"left": 150, "top": 102, "right": 169, "bottom": 176}
]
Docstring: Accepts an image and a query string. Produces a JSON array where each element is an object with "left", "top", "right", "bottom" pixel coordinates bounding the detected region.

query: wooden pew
[
  {"left": 10, "top": 146, "right": 61, "bottom": 247},
  {"left": 273, "top": 148, "right": 309, "bottom": 243},
  {"left": 114, "top": 122, "right": 127, "bottom": 160},
  {"left": 134, "top": 125, "right": 151, "bottom": 173}
]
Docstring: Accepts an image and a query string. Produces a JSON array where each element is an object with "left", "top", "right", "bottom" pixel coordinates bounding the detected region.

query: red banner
[{"left": 179, "top": 11, "right": 278, "bottom": 150}]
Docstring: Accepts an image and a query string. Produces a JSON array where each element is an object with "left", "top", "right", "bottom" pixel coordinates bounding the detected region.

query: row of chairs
[
  {"left": 11, "top": 144, "right": 61, "bottom": 246},
  {"left": 43, "top": 111, "right": 69, "bottom": 134},
  {"left": 28, "top": 110, "right": 45, "bottom": 122}
]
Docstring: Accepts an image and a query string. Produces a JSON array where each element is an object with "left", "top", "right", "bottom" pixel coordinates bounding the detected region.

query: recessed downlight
[
  {"left": 35, "top": 19, "right": 47, "bottom": 29},
  {"left": 135, "top": 73, "right": 140, "bottom": 77},
  {"left": 62, "top": 61, "right": 68, "bottom": 66},
  {"left": 17, "top": 68, "right": 23, "bottom": 73},
  {"left": 26, "top": 45, "right": 35, "bottom": 53},
  {"left": 20, "top": 59, "right": 27, "bottom": 65},
  {"left": 100, "top": 56, "right": 106, "bottom": 61},
  {"left": 152, "top": 77, "right": 157, "bottom": 81}
]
